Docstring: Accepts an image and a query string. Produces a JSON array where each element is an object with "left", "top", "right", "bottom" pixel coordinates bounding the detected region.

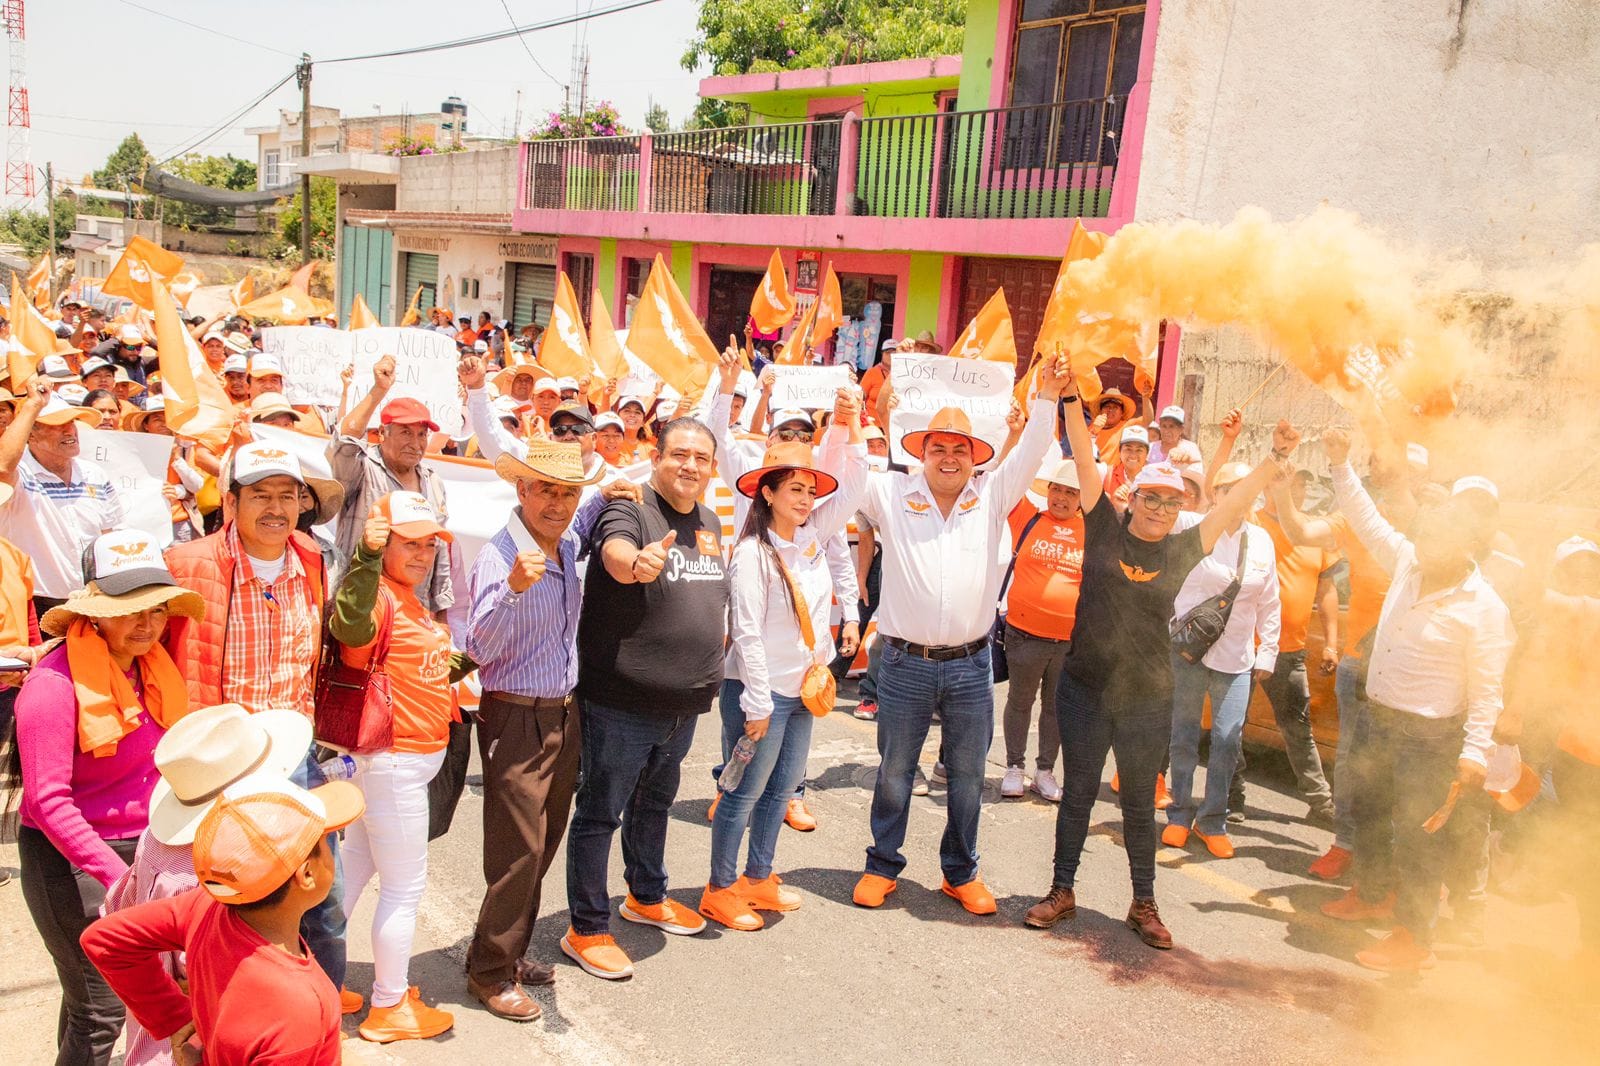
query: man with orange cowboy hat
[{"left": 851, "top": 353, "right": 1070, "bottom": 915}]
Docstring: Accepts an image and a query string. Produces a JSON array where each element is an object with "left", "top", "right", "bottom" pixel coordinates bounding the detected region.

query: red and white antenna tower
[{"left": 2, "top": 0, "right": 32, "bottom": 203}]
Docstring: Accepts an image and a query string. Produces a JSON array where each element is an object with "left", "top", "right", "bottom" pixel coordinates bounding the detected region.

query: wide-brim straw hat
[
  {"left": 41, "top": 579, "right": 205, "bottom": 637},
  {"left": 494, "top": 440, "right": 603, "bottom": 486},
  {"left": 901, "top": 406, "right": 995, "bottom": 466},
  {"left": 147, "top": 705, "right": 312, "bottom": 846},
  {"left": 735, "top": 440, "right": 840, "bottom": 499},
  {"left": 1095, "top": 388, "right": 1137, "bottom": 420}
]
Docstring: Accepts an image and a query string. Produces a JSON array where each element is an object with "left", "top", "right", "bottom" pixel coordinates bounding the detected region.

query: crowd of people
[{"left": 0, "top": 290, "right": 1594, "bottom": 1065}]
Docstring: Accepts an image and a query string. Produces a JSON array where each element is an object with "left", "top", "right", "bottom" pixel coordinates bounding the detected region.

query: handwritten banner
[
  {"left": 261, "top": 326, "right": 464, "bottom": 435},
  {"left": 80, "top": 428, "right": 182, "bottom": 548},
  {"left": 771, "top": 364, "right": 852, "bottom": 411},
  {"left": 889, "top": 353, "right": 1012, "bottom": 469}
]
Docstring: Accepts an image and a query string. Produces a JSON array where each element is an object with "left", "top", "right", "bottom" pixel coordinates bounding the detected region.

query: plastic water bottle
[
  {"left": 717, "top": 736, "right": 757, "bottom": 792},
  {"left": 318, "top": 754, "right": 358, "bottom": 782}
]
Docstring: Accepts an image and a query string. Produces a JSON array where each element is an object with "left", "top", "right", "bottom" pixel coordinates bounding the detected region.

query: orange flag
[
  {"left": 1032, "top": 220, "right": 1152, "bottom": 403},
  {"left": 103, "top": 236, "right": 184, "bottom": 311},
  {"left": 25, "top": 256, "right": 50, "bottom": 310},
  {"left": 399, "top": 284, "right": 424, "bottom": 327},
  {"left": 152, "top": 276, "right": 234, "bottom": 451},
  {"left": 813, "top": 265, "right": 843, "bottom": 346},
  {"left": 588, "top": 288, "right": 626, "bottom": 382},
  {"left": 169, "top": 271, "right": 203, "bottom": 309},
  {"left": 949, "top": 288, "right": 1017, "bottom": 365},
  {"left": 776, "top": 297, "right": 818, "bottom": 365},
  {"left": 538, "top": 272, "right": 594, "bottom": 382},
  {"left": 748, "top": 249, "right": 796, "bottom": 334},
  {"left": 627, "top": 254, "right": 717, "bottom": 406},
  {"left": 229, "top": 274, "right": 255, "bottom": 311},
  {"left": 348, "top": 293, "right": 379, "bottom": 330},
  {"left": 235, "top": 286, "right": 330, "bottom": 324},
  {"left": 8, "top": 272, "right": 54, "bottom": 387},
  {"left": 288, "top": 260, "right": 318, "bottom": 294}
]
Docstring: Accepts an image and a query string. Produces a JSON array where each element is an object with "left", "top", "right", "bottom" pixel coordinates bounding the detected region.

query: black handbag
[
  {"left": 991, "top": 512, "right": 1044, "bottom": 683},
  {"left": 1170, "top": 527, "right": 1250, "bottom": 666}
]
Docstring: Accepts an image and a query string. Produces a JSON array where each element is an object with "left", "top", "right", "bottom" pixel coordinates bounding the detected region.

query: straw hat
[
  {"left": 147, "top": 704, "right": 313, "bottom": 845},
  {"left": 120, "top": 394, "right": 167, "bottom": 431},
  {"left": 1095, "top": 388, "right": 1137, "bottom": 420},
  {"left": 1031, "top": 458, "right": 1081, "bottom": 497},
  {"left": 735, "top": 440, "right": 840, "bottom": 499},
  {"left": 40, "top": 530, "right": 206, "bottom": 636},
  {"left": 901, "top": 406, "right": 995, "bottom": 466},
  {"left": 34, "top": 391, "right": 103, "bottom": 429},
  {"left": 248, "top": 392, "right": 303, "bottom": 424},
  {"left": 494, "top": 439, "right": 603, "bottom": 486}
]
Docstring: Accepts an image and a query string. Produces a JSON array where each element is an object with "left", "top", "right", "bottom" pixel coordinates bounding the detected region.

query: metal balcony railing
[
  {"left": 648, "top": 119, "right": 841, "bottom": 216},
  {"left": 523, "top": 135, "right": 642, "bottom": 212}
]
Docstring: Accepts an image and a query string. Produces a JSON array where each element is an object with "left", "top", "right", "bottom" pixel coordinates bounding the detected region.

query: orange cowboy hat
[
  {"left": 1094, "top": 388, "right": 1137, "bottom": 420},
  {"left": 735, "top": 440, "right": 840, "bottom": 499},
  {"left": 901, "top": 406, "right": 995, "bottom": 466}
]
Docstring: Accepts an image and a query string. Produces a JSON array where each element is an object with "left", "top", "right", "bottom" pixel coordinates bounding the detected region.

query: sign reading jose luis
[
  {"left": 889, "top": 353, "right": 1012, "bottom": 469},
  {"left": 261, "top": 326, "right": 464, "bottom": 436}
]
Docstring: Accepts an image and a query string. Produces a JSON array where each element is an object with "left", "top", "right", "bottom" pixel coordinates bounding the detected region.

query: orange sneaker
[
  {"left": 340, "top": 987, "right": 364, "bottom": 1015},
  {"left": 942, "top": 876, "right": 998, "bottom": 916},
  {"left": 1110, "top": 771, "right": 1120, "bottom": 793},
  {"left": 699, "top": 883, "right": 763, "bottom": 931},
  {"left": 737, "top": 874, "right": 802, "bottom": 912},
  {"left": 619, "top": 894, "right": 707, "bottom": 935},
  {"left": 853, "top": 873, "right": 898, "bottom": 908},
  {"left": 706, "top": 793, "right": 720, "bottom": 821},
  {"left": 1356, "top": 927, "right": 1437, "bottom": 973},
  {"left": 358, "top": 987, "right": 454, "bottom": 1043},
  {"left": 783, "top": 798, "right": 817, "bottom": 831},
  {"left": 1320, "top": 888, "right": 1396, "bottom": 923},
  {"left": 1160, "top": 823, "right": 1190, "bottom": 848},
  {"left": 1154, "top": 774, "right": 1171, "bottom": 810},
  {"left": 560, "top": 928, "right": 635, "bottom": 980},
  {"left": 1308, "top": 845, "right": 1352, "bottom": 881},
  {"left": 1194, "top": 830, "right": 1235, "bottom": 859}
]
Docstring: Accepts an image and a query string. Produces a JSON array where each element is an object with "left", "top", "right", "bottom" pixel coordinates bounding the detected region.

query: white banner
[
  {"left": 771, "top": 364, "right": 851, "bottom": 412},
  {"left": 262, "top": 326, "right": 464, "bottom": 436},
  {"left": 80, "top": 428, "right": 181, "bottom": 548},
  {"left": 889, "top": 354, "right": 1012, "bottom": 469}
]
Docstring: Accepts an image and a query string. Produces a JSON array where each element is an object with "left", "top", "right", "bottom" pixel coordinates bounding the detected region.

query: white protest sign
[
  {"left": 889, "top": 354, "right": 1012, "bottom": 469},
  {"left": 80, "top": 428, "right": 180, "bottom": 548},
  {"left": 262, "top": 326, "right": 464, "bottom": 436},
  {"left": 771, "top": 364, "right": 851, "bottom": 412},
  {"left": 611, "top": 328, "right": 663, "bottom": 396}
]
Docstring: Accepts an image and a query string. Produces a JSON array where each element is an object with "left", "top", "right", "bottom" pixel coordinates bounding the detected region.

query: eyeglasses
[
  {"left": 550, "top": 423, "right": 593, "bottom": 438},
  {"left": 775, "top": 428, "right": 813, "bottom": 443},
  {"left": 1134, "top": 491, "right": 1184, "bottom": 514}
]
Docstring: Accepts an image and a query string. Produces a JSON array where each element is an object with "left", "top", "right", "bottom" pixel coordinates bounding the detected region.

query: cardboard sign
[
  {"left": 261, "top": 326, "right": 464, "bottom": 436},
  {"left": 771, "top": 364, "right": 852, "bottom": 411},
  {"left": 889, "top": 354, "right": 1012, "bottom": 469},
  {"left": 79, "top": 428, "right": 182, "bottom": 548}
]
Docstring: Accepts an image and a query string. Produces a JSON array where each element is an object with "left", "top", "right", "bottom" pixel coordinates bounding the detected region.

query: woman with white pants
[{"left": 329, "top": 491, "right": 463, "bottom": 1044}]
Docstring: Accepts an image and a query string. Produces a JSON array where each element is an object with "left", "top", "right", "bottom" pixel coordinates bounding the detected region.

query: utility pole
[
  {"left": 42, "top": 159, "right": 53, "bottom": 301},
  {"left": 296, "top": 53, "right": 312, "bottom": 264}
]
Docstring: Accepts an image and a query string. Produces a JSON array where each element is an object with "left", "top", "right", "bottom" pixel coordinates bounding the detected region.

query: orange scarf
[{"left": 66, "top": 616, "right": 190, "bottom": 758}]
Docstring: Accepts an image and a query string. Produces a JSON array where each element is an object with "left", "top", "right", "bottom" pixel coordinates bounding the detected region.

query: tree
[
  {"left": 644, "top": 101, "right": 672, "bottom": 133},
  {"left": 681, "top": 0, "right": 965, "bottom": 78},
  {"left": 0, "top": 197, "right": 76, "bottom": 258},
  {"left": 277, "top": 176, "right": 337, "bottom": 261},
  {"left": 162, "top": 152, "right": 258, "bottom": 230},
  {"left": 91, "top": 133, "right": 155, "bottom": 192}
]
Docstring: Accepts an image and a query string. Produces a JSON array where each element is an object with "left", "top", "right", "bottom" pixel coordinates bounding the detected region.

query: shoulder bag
[
  {"left": 313, "top": 589, "right": 396, "bottom": 754},
  {"left": 1170, "top": 527, "right": 1250, "bottom": 666},
  {"left": 991, "top": 511, "right": 1045, "bottom": 683},
  {"left": 773, "top": 551, "right": 837, "bottom": 717}
]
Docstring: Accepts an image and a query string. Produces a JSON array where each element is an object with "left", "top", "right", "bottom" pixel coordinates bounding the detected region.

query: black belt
[
  {"left": 884, "top": 635, "right": 989, "bottom": 662},
  {"left": 485, "top": 692, "right": 574, "bottom": 710}
]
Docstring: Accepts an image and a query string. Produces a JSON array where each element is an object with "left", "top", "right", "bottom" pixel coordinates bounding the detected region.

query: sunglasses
[
  {"left": 774, "top": 428, "right": 813, "bottom": 443},
  {"left": 1134, "top": 491, "right": 1184, "bottom": 514},
  {"left": 550, "top": 422, "right": 593, "bottom": 438}
]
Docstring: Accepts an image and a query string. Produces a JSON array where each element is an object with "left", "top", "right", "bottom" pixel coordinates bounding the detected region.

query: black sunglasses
[{"left": 550, "top": 422, "right": 593, "bottom": 438}]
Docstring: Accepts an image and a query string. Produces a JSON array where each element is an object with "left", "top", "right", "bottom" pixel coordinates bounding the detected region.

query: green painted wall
[
  {"left": 903, "top": 253, "right": 946, "bottom": 338},
  {"left": 596, "top": 238, "right": 618, "bottom": 308},
  {"left": 670, "top": 242, "right": 694, "bottom": 295},
  {"left": 958, "top": 0, "right": 1002, "bottom": 110}
]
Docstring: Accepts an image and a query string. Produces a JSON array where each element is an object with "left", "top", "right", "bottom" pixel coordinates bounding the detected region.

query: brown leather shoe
[
  {"left": 1126, "top": 898, "right": 1173, "bottom": 950},
  {"left": 466, "top": 976, "right": 542, "bottom": 1022},
  {"left": 1024, "top": 885, "right": 1077, "bottom": 929},
  {"left": 515, "top": 958, "right": 555, "bottom": 987}
]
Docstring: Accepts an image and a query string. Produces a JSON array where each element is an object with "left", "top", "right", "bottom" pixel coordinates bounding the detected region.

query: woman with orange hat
[{"left": 698, "top": 386, "right": 867, "bottom": 931}]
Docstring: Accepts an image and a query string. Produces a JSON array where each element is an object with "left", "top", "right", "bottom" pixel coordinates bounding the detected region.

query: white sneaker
[
  {"left": 1032, "top": 769, "right": 1063, "bottom": 803},
  {"left": 911, "top": 767, "right": 930, "bottom": 796},
  {"left": 931, "top": 762, "right": 949, "bottom": 788},
  {"left": 1001, "top": 766, "right": 1026, "bottom": 798}
]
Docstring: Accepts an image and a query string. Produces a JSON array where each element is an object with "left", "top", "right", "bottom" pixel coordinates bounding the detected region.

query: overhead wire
[
  {"left": 112, "top": 0, "right": 301, "bottom": 59},
  {"left": 153, "top": 70, "right": 298, "bottom": 164},
  {"left": 499, "top": 0, "right": 568, "bottom": 89},
  {"left": 320, "top": 0, "right": 664, "bottom": 64}
]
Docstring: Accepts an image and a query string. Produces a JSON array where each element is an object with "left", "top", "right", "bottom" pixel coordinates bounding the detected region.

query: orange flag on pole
[
  {"left": 169, "top": 271, "right": 203, "bottom": 309},
  {"left": 8, "top": 271, "right": 61, "bottom": 387},
  {"left": 748, "top": 249, "right": 796, "bottom": 334},
  {"left": 288, "top": 261, "right": 317, "bottom": 294},
  {"left": 588, "top": 288, "right": 627, "bottom": 383},
  {"left": 229, "top": 274, "right": 255, "bottom": 311},
  {"left": 347, "top": 293, "right": 379, "bottom": 329},
  {"left": 399, "top": 284, "right": 424, "bottom": 327},
  {"left": 235, "top": 286, "right": 331, "bottom": 324},
  {"left": 152, "top": 276, "right": 234, "bottom": 451},
  {"left": 537, "top": 272, "right": 594, "bottom": 382},
  {"left": 627, "top": 254, "right": 717, "bottom": 406},
  {"left": 776, "top": 296, "right": 818, "bottom": 365},
  {"left": 103, "top": 236, "right": 184, "bottom": 311},
  {"left": 813, "top": 265, "right": 843, "bottom": 346},
  {"left": 25, "top": 256, "right": 50, "bottom": 310},
  {"left": 949, "top": 288, "right": 1017, "bottom": 365}
]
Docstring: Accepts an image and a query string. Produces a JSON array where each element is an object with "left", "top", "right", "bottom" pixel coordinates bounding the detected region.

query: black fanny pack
[{"left": 1170, "top": 529, "right": 1249, "bottom": 666}]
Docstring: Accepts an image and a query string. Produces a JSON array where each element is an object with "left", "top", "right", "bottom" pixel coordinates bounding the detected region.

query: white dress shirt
[
  {"left": 1172, "top": 520, "right": 1282, "bottom": 675},
  {"left": 1332, "top": 462, "right": 1514, "bottom": 767},
  {"left": 725, "top": 436, "right": 868, "bottom": 719},
  {"left": 857, "top": 398, "right": 1058, "bottom": 647}
]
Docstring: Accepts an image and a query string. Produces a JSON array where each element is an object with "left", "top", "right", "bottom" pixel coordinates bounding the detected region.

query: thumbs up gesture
[
  {"left": 362, "top": 503, "right": 390, "bottom": 553},
  {"left": 507, "top": 547, "right": 547, "bottom": 592},
  {"left": 632, "top": 530, "right": 676, "bottom": 583}
]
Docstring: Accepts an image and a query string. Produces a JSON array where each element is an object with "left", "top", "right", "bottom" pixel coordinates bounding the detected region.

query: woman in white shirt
[
  {"left": 1164, "top": 461, "right": 1282, "bottom": 858},
  {"left": 699, "top": 395, "right": 867, "bottom": 932}
]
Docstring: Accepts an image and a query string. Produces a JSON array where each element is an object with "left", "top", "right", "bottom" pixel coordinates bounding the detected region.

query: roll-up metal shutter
[
  {"left": 402, "top": 252, "right": 439, "bottom": 314},
  {"left": 510, "top": 261, "right": 556, "bottom": 330}
]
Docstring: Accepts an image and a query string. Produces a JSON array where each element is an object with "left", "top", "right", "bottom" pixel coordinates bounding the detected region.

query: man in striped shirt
[{"left": 462, "top": 441, "right": 601, "bottom": 1023}]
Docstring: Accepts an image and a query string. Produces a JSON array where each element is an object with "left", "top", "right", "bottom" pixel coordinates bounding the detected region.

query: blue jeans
[
  {"left": 1332, "top": 655, "right": 1371, "bottom": 850},
  {"left": 865, "top": 641, "right": 994, "bottom": 886},
  {"left": 1053, "top": 674, "right": 1171, "bottom": 897},
  {"left": 291, "top": 745, "right": 347, "bottom": 990},
  {"left": 565, "top": 700, "right": 698, "bottom": 935},
  {"left": 713, "top": 683, "right": 807, "bottom": 801},
  {"left": 710, "top": 680, "right": 814, "bottom": 887},
  {"left": 1167, "top": 656, "right": 1251, "bottom": 837}
]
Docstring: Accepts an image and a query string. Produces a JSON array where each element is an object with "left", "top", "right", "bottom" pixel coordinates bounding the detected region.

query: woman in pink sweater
[{"left": 10, "top": 531, "right": 200, "bottom": 1066}]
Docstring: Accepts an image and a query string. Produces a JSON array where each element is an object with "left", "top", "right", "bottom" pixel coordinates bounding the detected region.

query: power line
[
  {"left": 321, "top": 0, "right": 664, "bottom": 64},
  {"left": 154, "top": 70, "right": 298, "bottom": 164},
  {"left": 499, "top": 0, "right": 567, "bottom": 89},
  {"left": 113, "top": 0, "right": 301, "bottom": 59}
]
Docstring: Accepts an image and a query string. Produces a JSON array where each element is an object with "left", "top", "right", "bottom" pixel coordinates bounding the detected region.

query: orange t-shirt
[
  {"left": 1004, "top": 502, "right": 1085, "bottom": 641},
  {"left": 1322, "top": 512, "right": 1390, "bottom": 658},
  {"left": 344, "top": 579, "right": 455, "bottom": 754},
  {"left": 1256, "top": 509, "right": 1337, "bottom": 654},
  {"left": 861, "top": 363, "right": 889, "bottom": 415},
  {"left": 0, "top": 537, "right": 36, "bottom": 647}
]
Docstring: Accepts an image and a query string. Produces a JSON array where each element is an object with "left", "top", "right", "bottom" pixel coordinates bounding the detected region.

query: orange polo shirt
[
  {"left": 0, "top": 537, "right": 36, "bottom": 647},
  {"left": 1256, "top": 509, "right": 1338, "bottom": 654},
  {"left": 1004, "top": 502, "right": 1085, "bottom": 640},
  {"left": 343, "top": 578, "right": 455, "bottom": 754}
]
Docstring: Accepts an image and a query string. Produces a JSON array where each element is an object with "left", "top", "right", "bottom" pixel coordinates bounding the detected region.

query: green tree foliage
[
  {"left": 91, "top": 133, "right": 155, "bottom": 191},
  {"left": 0, "top": 197, "right": 76, "bottom": 258},
  {"left": 681, "top": 0, "right": 965, "bottom": 77},
  {"left": 162, "top": 152, "right": 258, "bottom": 230},
  {"left": 277, "top": 176, "right": 337, "bottom": 261},
  {"left": 644, "top": 101, "right": 672, "bottom": 133}
]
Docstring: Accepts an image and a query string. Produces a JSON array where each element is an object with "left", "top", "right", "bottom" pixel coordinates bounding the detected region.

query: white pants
[{"left": 340, "top": 748, "right": 446, "bottom": 1008}]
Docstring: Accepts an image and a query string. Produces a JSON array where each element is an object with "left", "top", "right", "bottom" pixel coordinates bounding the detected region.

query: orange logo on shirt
[
  {"left": 107, "top": 541, "right": 150, "bottom": 557},
  {"left": 1120, "top": 562, "right": 1161, "bottom": 583},
  {"left": 804, "top": 542, "right": 818, "bottom": 559},
  {"left": 695, "top": 530, "right": 720, "bottom": 556},
  {"left": 958, "top": 497, "right": 980, "bottom": 512},
  {"left": 905, "top": 499, "right": 932, "bottom": 514}
]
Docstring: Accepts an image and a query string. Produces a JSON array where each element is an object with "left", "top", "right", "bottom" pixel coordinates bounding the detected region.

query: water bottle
[
  {"left": 318, "top": 753, "right": 358, "bottom": 782},
  {"left": 717, "top": 736, "right": 757, "bottom": 792}
]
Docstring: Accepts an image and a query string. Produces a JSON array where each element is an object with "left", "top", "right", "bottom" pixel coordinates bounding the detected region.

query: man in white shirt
[
  {"left": 1313, "top": 426, "right": 1513, "bottom": 974},
  {"left": 851, "top": 355, "right": 1068, "bottom": 916},
  {"left": 0, "top": 381, "right": 120, "bottom": 613}
]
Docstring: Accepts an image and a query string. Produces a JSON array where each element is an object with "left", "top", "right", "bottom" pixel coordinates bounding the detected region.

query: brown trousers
[{"left": 466, "top": 692, "right": 582, "bottom": 983}]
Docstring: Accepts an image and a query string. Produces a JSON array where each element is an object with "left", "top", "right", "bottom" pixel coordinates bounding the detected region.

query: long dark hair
[{"left": 739, "top": 468, "right": 802, "bottom": 617}]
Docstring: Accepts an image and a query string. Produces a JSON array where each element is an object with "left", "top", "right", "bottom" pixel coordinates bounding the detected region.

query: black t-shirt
[
  {"left": 578, "top": 488, "right": 729, "bottom": 714},
  {"left": 1064, "top": 501, "right": 1206, "bottom": 703}
]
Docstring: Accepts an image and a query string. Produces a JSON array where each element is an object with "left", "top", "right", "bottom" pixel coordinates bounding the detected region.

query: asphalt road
[{"left": 2, "top": 681, "right": 1593, "bottom": 1065}]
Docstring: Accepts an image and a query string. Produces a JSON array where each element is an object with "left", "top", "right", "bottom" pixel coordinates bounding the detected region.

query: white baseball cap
[
  {"left": 533, "top": 377, "right": 560, "bottom": 396},
  {"left": 594, "top": 412, "right": 624, "bottom": 431},
  {"left": 201, "top": 329, "right": 227, "bottom": 345},
  {"left": 655, "top": 397, "right": 680, "bottom": 419},
  {"left": 80, "top": 357, "right": 115, "bottom": 377},
  {"left": 472, "top": 340, "right": 488, "bottom": 354},
  {"left": 1450, "top": 476, "right": 1499, "bottom": 502},
  {"left": 1554, "top": 536, "right": 1600, "bottom": 566},
  {"left": 1131, "top": 462, "right": 1187, "bottom": 494},
  {"left": 58, "top": 383, "right": 91, "bottom": 405},
  {"left": 41, "top": 354, "right": 77, "bottom": 379},
  {"left": 771, "top": 408, "right": 813, "bottom": 431},
  {"left": 1120, "top": 424, "right": 1150, "bottom": 447},
  {"left": 555, "top": 376, "right": 580, "bottom": 393},
  {"left": 249, "top": 353, "right": 285, "bottom": 379},
  {"left": 229, "top": 441, "right": 309, "bottom": 487},
  {"left": 1158, "top": 404, "right": 1186, "bottom": 425},
  {"left": 1032, "top": 457, "right": 1081, "bottom": 494},
  {"left": 222, "top": 353, "right": 249, "bottom": 375}
]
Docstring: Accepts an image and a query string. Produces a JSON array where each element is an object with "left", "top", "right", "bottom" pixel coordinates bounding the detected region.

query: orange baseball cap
[
  {"left": 377, "top": 490, "right": 452, "bottom": 543},
  {"left": 193, "top": 775, "right": 365, "bottom": 905}
]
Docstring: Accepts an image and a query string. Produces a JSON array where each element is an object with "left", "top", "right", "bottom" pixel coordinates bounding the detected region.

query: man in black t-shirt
[{"left": 562, "top": 418, "right": 729, "bottom": 981}]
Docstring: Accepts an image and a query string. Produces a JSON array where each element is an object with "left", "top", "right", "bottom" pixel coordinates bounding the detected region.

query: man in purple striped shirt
[{"left": 462, "top": 441, "right": 601, "bottom": 1023}]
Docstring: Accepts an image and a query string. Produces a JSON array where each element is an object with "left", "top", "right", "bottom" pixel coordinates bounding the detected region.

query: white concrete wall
[
  {"left": 1136, "top": 0, "right": 1600, "bottom": 271},
  {"left": 395, "top": 147, "right": 518, "bottom": 215}
]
